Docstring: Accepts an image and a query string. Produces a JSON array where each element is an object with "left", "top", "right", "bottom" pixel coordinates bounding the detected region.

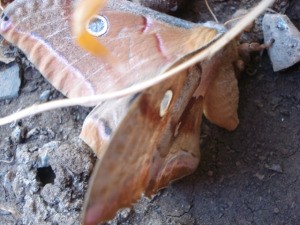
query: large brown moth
[{"left": 0, "top": 0, "right": 274, "bottom": 224}]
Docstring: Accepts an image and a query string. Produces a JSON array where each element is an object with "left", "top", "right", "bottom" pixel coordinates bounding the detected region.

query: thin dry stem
[
  {"left": 205, "top": 0, "right": 219, "bottom": 23},
  {"left": 224, "top": 15, "right": 245, "bottom": 26}
]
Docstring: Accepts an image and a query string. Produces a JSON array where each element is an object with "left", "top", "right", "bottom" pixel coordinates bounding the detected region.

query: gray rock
[
  {"left": 41, "top": 184, "right": 60, "bottom": 204},
  {"left": 262, "top": 13, "right": 300, "bottom": 71},
  {"left": 26, "top": 127, "right": 40, "bottom": 139},
  {"left": 39, "top": 90, "right": 51, "bottom": 102},
  {"left": 0, "top": 63, "right": 21, "bottom": 100},
  {"left": 11, "top": 125, "right": 26, "bottom": 143},
  {"left": 265, "top": 163, "right": 283, "bottom": 173},
  {"left": 49, "top": 142, "right": 94, "bottom": 177},
  {"left": 36, "top": 141, "right": 59, "bottom": 168}
]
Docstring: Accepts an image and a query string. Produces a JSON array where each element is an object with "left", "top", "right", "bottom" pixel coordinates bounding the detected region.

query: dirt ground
[{"left": 0, "top": 0, "right": 299, "bottom": 224}]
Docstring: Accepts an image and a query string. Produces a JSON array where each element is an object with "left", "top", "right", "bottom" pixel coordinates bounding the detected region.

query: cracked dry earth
[{"left": 0, "top": 0, "right": 299, "bottom": 224}]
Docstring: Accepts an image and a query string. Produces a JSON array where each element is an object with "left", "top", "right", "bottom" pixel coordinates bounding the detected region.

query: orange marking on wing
[
  {"left": 72, "top": 0, "right": 108, "bottom": 57},
  {"left": 77, "top": 30, "right": 109, "bottom": 57}
]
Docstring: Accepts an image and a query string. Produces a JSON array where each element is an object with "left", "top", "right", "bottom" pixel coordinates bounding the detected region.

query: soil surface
[{"left": 0, "top": 0, "right": 299, "bottom": 225}]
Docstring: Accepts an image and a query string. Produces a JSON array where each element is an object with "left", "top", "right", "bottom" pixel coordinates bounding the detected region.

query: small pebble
[
  {"left": 41, "top": 184, "right": 60, "bottom": 204},
  {"left": 263, "top": 13, "right": 300, "bottom": 71},
  {"left": 254, "top": 173, "right": 265, "bottom": 181},
  {"left": 119, "top": 208, "right": 131, "bottom": 219},
  {"left": 265, "top": 163, "right": 283, "bottom": 173},
  {"left": 274, "top": 207, "right": 280, "bottom": 214},
  {"left": 0, "top": 63, "right": 21, "bottom": 100},
  {"left": 26, "top": 127, "right": 40, "bottom": 139},
  {"left": 28, "top": 147, "right": 38, "bottom": 153},
  {"left": 11, "top": 125, "right": 26, "bottom": 143},
  {"left": 39, "top": 90, "right": 51, "bottom": 102}
]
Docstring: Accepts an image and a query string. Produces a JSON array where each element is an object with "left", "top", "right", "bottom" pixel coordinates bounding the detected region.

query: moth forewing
[
  {"left": 83, "top": 65, "right": 203, "bottom": 224},
  {"left": 79, "top": 96, "right": 132, "bottom": 156}
]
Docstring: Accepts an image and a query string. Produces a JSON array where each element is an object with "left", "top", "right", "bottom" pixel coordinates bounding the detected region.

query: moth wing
[
  {"left": 0, "top": 0, "right": 219, "bottom": 99},
  {"left": 80, "top": 97, "right": 131, "bottom": 156},
  {"left": 83, "top": 65, "right": 203, "bottom": 224},
  {"left": 203, "top": 60, "right": 239, "bottom": 131},
  {"left": 186, "top": 42, "right": 239, "bottom": 131},
  {"left": 202, "top": 43, "right": 240, "bottom": 131},
  {"left": 79, "top": 39, "right": 240, "bottom": 157}
]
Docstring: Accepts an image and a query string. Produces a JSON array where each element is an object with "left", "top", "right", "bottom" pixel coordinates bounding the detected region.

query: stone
[
  {"left": 262, "top": 13, "right": 300, "bottom": 72},
  {"left": 36, "top": 141, "right": 60, "bottom": 168},
  {"left": 11, "top": 125, "right": 26, "bottom": 143},
  {"left": 0, "top": 63, "right": 21, "bottom": 100},
  {"left": 39, "top": 90, "right": 51, "bottom": 102},
  {"left": 254, "top": 173, "right": 265, "bottom": 181},
  {"left": 26, "top": 127, "right": 40, "bottom": 139},
  {"left": 265, "top": 163, "right": 283, "bottom": 173},
  {"left": 274, "top": 207, "right": 280, "bottom": 214},
  {"left": 41, "top": 184, "right": 60, "bottom": 204}
]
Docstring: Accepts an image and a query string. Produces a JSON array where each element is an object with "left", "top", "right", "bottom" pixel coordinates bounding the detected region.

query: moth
[{"left": 0, "top": 0, "right": 274, "bottom": 224}]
